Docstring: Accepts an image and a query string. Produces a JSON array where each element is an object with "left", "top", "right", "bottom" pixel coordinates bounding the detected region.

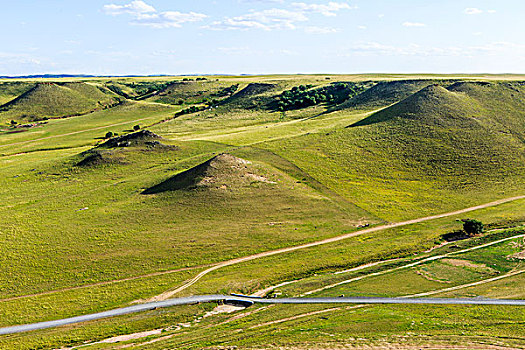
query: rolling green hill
[
  {"left": 218, "top": 82, "right": 278, "bottom": 110},
  {"left": 2, "top": 75, "right": 525, "bottom": 350},
  {"left": 263, "top": 81, "right": 525, "bottom": 220},
  {"left": 336, "top": 79, "right": 450, "bottom": 111},
  {"left": 146, "top": 80, "right": 241, "bottom": 105},
  {"left": 350, "top": 83, "right": 525, "bottom": 176},
  {"left": 0, "top": 82, "right": 119, "bottom": 122},
  {"left": 0, "top": 81, "right": 36, "bottom": 105}
]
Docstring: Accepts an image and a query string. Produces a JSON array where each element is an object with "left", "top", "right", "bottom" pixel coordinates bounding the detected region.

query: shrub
[
  {"left": 133, "top": 125, "right": 141, "bottom": 131},
  {"left": 105, "top": 131, "right": 114, "bottom": 139},
  {"left": 462, "top": 219, "right": 484, "bottom": 236}
]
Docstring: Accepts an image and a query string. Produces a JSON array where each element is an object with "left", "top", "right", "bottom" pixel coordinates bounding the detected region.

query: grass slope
[
  {"left": 0, "top": 141, "right": 367, "bottom": 300},
  {"left": 146, "top": 80, "right": 239, "bottom": 105},
  {"left": 1, "top": 75, "right": 525, "bottom": 349},
  {"left": 0, "top": 82, "right": 119, "bottom": 122},
  {"left": 262, "top": 82, "right": 525, "bottom": 220},
  {"left": 336, "top": 79, "right": 451, "bottom": 111},
  {"left": 0, "top": 81, "right": 35, "bottom": 105}
]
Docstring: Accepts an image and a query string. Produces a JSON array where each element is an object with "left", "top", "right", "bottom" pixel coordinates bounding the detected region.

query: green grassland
[
  {"left": 1, "top": 74, "right": 525, "bottom": 349},
  {"left": 111, "top": 232, "right": 525, "bottom": 350},
  {"left": 0, "top": 82, "right": 121, "bottom": 123}
]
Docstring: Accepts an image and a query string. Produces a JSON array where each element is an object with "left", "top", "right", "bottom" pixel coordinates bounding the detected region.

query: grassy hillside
[
  {"left": 0, "top": 101, "right": 176, "bottom": 156},
  {"left": 146, "top": 80, "right": 241, "bottom": 105},
  {"left": 1, "top": 75, "right": 525, "bottom": 350},
  {"left": 0, "top": 82, "right": 119, "bottom": 122},
  {"left": 262, "top": 81, "right": 525, "bottom": 220},
  {"left": 335, "top": 79, "right": 450, "bottom": 111},
  {"left": 0, "top": 137, "right": 370, "bottom": 300},
  {"left": 0, "top": 81, "right": 35, "bottom": 105}
]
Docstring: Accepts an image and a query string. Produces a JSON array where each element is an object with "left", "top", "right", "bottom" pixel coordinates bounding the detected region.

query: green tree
[
  {"left": 462, "top": 219, "right": 483, "bottom": 236},
  {"left": 105, "top": 131, "right": 114, "bottom": 139}
]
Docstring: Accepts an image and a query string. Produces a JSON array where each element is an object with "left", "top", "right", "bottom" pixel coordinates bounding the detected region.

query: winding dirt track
[{"left": 150, "top": 195, "right": 525, "bottom": 301}]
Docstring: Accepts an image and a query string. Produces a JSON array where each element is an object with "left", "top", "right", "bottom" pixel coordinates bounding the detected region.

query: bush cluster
[
  {"left": 213, "top": 84, "right": 239, "bottom": 98},
  {"left": 462, "top": 219, "right": 484, "bottom": 236},
  {"left": 277, "top": 83, "right": 365, "bottom": 111},
  {"left": 175, "top": 105, "right": 207, "bottom": 116},
  {"left": 124, "top": 81, "right": 171, "bottom": 96}
]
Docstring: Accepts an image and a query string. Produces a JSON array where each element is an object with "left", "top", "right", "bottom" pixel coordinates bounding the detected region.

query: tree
[
  {"left": 462, "top": 219, "right": 483, "bottom": 236},
  {"left": 133, "top": 125, "right": 141, "bottom": 131},
  {"left": 105, "top": 131, "right": 114, "bottom": 139}
]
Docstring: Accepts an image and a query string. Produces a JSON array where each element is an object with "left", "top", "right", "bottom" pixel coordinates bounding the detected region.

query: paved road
[{"left": 2, "top": 295, "right": 524, "bottom": 335}]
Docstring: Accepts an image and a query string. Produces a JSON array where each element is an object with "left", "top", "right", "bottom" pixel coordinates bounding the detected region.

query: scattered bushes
[
  {"left": 276, "top": 82, "right": 366, "bottom": 111},
  {"left": 175, "top": 105, "right": 207, "bottom": 116},
  {"left": 123, "top": 81, "right": 171, "bottom": 96},
  {"left": 213, "top": 84, "right": 239, "bottom": 98}
]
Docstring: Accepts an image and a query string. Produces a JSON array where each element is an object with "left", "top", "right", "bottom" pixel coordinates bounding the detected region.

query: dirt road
[{"left": 150, "top": 195, "right": 525, "bottom": 301}]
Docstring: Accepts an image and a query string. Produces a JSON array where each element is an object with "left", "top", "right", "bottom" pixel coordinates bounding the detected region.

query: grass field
[{"left": 1, "top": 74, "right": 524, "bottom": 349}]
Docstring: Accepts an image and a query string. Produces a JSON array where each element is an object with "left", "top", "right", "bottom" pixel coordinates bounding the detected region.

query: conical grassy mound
[{"left": 143, "top": 153, "right": 276, "bottom": 194}]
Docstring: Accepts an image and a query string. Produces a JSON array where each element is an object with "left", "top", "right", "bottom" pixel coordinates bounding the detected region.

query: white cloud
[
  {"left": 402, "top": 22, "right": 426, "bottom": 27},
  {"left": 103, "top": 1, "right": 155, "bottom": 16},
  {"left": 103, "top": 1, "right": 207, "bottom": 28},
  {"left": 357, "top": 25, "right": 366, "bottom": 30},
  {"left": 338, "top": 41, "right": 525, "bottom": 58},
  {"left": 304, "top": 26, "right": 338, "bottom": 34},
  {"left": 216, "top": 46, "right": 298, "bottom": 56},
  {"left": 133, "top": 11, "right": 208, "bottom": 28},
  {"left": 208, "top": 2, "right": 353, "bottom": 31},
  {"left": 464, "top": 8, "right": 483, "bottom": 15},
  {"left": 464, "top": 8, "right": 497, "bottom": 15},
  {"left": 207, "top": 8, "right": 307, "bottom": 31},
  {"left": 239, "top": 0, "right": 284, "bottom": 2},
  {"left": 0, "top": 52, "right": 42, "bottom": 65},
  {"left": 291, "top": 2, "right": 356, "bottom": 16}
]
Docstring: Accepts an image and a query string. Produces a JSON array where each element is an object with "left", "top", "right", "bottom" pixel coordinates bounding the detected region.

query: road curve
[{"left": 2, "top": 295, "right": 525, "bottom": 335}]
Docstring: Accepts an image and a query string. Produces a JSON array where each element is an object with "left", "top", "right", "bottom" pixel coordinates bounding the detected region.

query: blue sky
[{"left": 1, "top": 0, "right": 523, "bottom": 75}]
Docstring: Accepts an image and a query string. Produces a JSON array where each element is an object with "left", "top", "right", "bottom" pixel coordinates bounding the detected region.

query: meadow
[{"left": 0, "top": 74, "right": 524, "bottom": 349}]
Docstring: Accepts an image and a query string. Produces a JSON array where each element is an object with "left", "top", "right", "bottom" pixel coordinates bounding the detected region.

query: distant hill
[
  {"left": 336, "top": 79, "right": 453, "bottom": 111},
  {"left": 351, "top": 84, "right": 481, "bottom": 127},
  {"left": 0, "top": 74, "right": 97, "bottom": 79},
  {"left": 0, "top": 82, "right": 120, "bottom": 121},
  {"left": 146, "top": 80, "right": 240, "bottom": 105},
  {"left": 218, "top": 83, "right": 278, "bottom": 110}
]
